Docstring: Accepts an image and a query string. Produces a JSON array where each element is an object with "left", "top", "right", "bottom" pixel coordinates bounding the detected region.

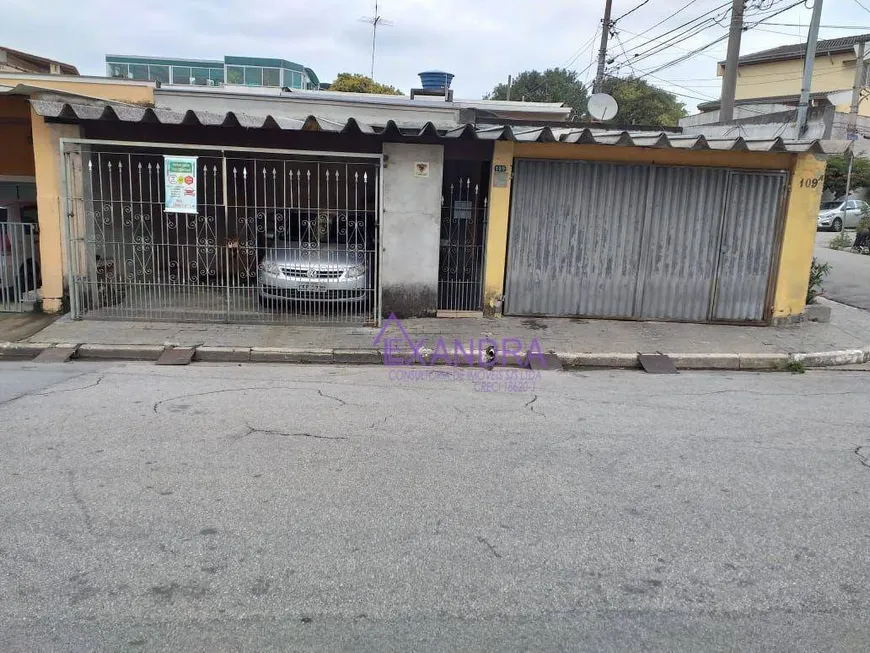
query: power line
[
  {"left": 628, "top": 0, "right": 806, "bottom": 80},
  {"left": 853, "top": 0, "right": 870, "bottom": 14},
  {"left": 613, "top": 0, "right": 654, "bottom": 23}
]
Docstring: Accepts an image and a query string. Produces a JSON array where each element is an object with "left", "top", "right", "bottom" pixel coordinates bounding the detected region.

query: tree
[
  {"left": 329, "top": 73, "right": 403, "bottom": 95},
  {"left": 599, "top": 76, "right": 686, "bottom": 126},
  {"left": 485, "top": 68, "right": 588, "bottom": 119},
  {"left": 823, "top": 155, "right": 870, "bottom": 198}
]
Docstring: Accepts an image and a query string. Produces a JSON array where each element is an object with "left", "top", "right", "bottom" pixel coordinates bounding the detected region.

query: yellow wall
[
  {"left": 0, "top": 97, "right": 34, "bottom": 177},
  {"left": 729, "top": 54, "right": 864, "bottom": 112},
  {"left": 31, "top": 108, "right": 80, "bottom": 312},
  {"left": 511, "top": 142, "right": 794, "bottom": 170},
  {"left": 0, "top": 75, "right": 154, "bottom": 105},
  {"left": 772, "top": 153, "right": 827, "bottom": 319},
  {"left": 482, "top": 141, "right": 515, "bottom": 314},
  {"left": 483, "top": 142, "right": 819, "bottom": 322}
]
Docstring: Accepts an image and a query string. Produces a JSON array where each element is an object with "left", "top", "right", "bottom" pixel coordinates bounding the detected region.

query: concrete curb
[
  {"left": 76, "top": 344, "right": 165, "bottom": 361},
  {"left": 1, "top": 342, "right": 869, "bottom": 370}
]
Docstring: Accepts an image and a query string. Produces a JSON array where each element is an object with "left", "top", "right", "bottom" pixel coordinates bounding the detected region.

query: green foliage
[
  {"left": 599, "top": 76, "right": 687, "bottom": 126},
  {"left": 806, "top": 257, "right": 831, "bottom": 305},
  {"left": 823, "top": 155, "right": 870, "bottom": 198},
  {"left": 329, "top": 73, "right": 403, "bottom": 95},
  {"left": 786, "top": 359, "right": 806, "bottom": 374},
  {"left": 486, "top": 68, "right": 589, "bottom": 119},
  {"left": 859, "top": 203, "right": 870, "bottom": 233},
  {"left": 829, "top": 232, "right": 854, "bottom": 250}
]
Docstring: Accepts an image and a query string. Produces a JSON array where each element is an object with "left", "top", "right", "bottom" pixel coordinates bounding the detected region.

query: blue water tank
[{"left": 418, "top": 71, "right": 454, "bottom": 90}]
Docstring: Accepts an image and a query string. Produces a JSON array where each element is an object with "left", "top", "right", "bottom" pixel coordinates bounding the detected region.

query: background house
[
  {"left": 680, "top": 34, "right": 870, "bottom": 152},
  {"left": 0, "top": 46, "right": 78, "bottom": 76},
  {"left": 105, "top": 54, "right": 320, "bottom": 90}
]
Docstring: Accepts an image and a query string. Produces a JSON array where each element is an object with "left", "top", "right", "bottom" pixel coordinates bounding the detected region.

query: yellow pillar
[
  {"left": 483, "top": 141, "right": 515, "bottom": 315},
  {"left": 772, "top": 152, "right": 827, "bottom": 319},
  {"left": 31, "top": 109, "right": 81, "bottom": 313}
]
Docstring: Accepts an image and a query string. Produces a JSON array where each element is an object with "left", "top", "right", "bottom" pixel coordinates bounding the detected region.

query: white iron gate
[
  {"left": 62, "top": 140, "right": 381, "bottom": 325},
  {"left": 0, "top": 220, "right": 40, "bottom": 312}
]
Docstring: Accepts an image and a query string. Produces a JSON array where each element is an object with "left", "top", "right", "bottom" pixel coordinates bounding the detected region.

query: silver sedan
[{"left": 257, "top": 241, "right": 370, "bottom": 304}]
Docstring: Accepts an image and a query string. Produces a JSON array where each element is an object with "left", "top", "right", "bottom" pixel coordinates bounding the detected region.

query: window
[
  {"left": 209, "top": 68, "right": 225, "bottom": 85},
  {"left": 290, "top": 71, "right": 302, "bottom": 88},
  {"left": 107, "top": 63, "right": 129, "bottom": 78},
  {"left": 172, "top": 66, "right": 191, "bottom": 84},
  {"left": 244, "top": 66, "right": 262, "bottom": 86},
  {"left": 191, "top": 67, "right": 210, "bottom": 85},
  {"left": 226, "top": 65, "right": 244, "bottom": 84},
  {"left": 263, "top": 67, "right": 280, "bottom": 87},
  {"left": 847, "top": 200, "right": 858, "bottom": 209},
  {"left": 128, "top": 64, "right": 149, "bottom": 80},
  {"left": 149, "top": 65, "right": 170, "bottom": 84}
]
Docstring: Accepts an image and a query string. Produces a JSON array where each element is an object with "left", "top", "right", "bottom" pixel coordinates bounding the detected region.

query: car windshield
[{"left": 820, "top": 201, "right": 843, "bottom": 210}]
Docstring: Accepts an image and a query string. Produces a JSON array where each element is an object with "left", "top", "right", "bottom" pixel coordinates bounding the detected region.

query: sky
[{"left": 3, "top": 0, "right": 870, "bottom": 114}]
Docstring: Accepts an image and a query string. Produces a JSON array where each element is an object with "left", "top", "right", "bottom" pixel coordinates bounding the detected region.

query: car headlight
[
  {"left": 259, "top": 261, "right": 280, "bottom": 275},
  {"left": 345, "top": 264, "right": 366, "bottom": 279}
]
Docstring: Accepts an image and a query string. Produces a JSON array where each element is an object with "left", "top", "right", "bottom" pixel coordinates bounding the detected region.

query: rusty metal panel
[
  {"left": 713, "top": 172, "right": 787, "bottom": 322},
  {"left": 505, "top": 159, "right": 650, "bottom": 317},
  {"left": 637, "top": 166, "right": 729, "bottom": 321}
]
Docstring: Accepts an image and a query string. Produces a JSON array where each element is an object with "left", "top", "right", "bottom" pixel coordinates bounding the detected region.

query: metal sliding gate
[
  {"left": 437, "top": 177, "right": 488, "bottom": 312},
  {"left": 504, "top": 159, "right": 787, "bottom": 323},
  {"left": 62, "top": 140, "right": 381, "bottom": 325}
]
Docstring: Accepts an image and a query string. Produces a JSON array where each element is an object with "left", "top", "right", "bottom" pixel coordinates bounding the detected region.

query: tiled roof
[
  {"left": 727, "top": 33, "right": 870, "bottom": 66},
  {"left": 30, "top": 99, "right": 839, "bottom": 154}
]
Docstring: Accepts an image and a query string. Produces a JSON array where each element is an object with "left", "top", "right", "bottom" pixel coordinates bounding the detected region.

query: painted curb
[
  {"left": 1, "top": 342, "right": 869, "bottom": 369},
  {"left": 791, "top": 349, "right": 867, "bottom": 367},
  {"left": 194, "top": 346, "right": 251, "bottom": 363},
  {"left": 76, "top": 343, "right": 165, "bottom": 361},
  {"left": 333, "top": 349, "right": 382, "bottom": 364},
  {"left": 0, "top": 342, "right": 51, "bottom": 359},
  {"left": 558, "top": 352, "right": 641, "bottom": 369}
]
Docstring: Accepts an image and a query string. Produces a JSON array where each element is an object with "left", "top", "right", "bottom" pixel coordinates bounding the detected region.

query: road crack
[
  {"left": 476, "top": 536, "right": 503, "bottom": 559},
  {"left": 855, "top": 446, "right": 870, "bottom": 469}
]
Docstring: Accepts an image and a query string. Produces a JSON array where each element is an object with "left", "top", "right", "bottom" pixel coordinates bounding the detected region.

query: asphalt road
[
  {"left": 2, "top": 361, "right": 870, "bottom": 652},
  {"left": 814, "top": 230, "right": 870, "bottom": 310}
]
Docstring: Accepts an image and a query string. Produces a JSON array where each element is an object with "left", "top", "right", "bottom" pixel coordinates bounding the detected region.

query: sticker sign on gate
[{"left": 164, "top": 155, "right": 198, "bottom": 213}]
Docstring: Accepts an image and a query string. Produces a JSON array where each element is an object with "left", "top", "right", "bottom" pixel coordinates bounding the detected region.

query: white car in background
[
  {"left": 0, "top": 201, "right": 41, "bottom": 303},
  {"left": 817, "top": 199, "right": 870, "bottom": 232}
]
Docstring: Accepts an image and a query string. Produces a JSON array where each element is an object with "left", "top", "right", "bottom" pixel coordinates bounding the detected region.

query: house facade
[{"left": 0, "top": 71, "right": 839, "bottom": 326}]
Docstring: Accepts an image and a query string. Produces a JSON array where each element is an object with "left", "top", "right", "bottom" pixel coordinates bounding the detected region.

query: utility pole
[
  {"left": 848, "top": 41, "right": 867, "bottom": 137},
  {"left": 719, "top": 0, "right": 746, "bottom": 123},
  {"left": 593, "top": 0, "right": 614, "bottom": 94},
  {"left": 795, "top": 0, "right": 824, "bottom": 136},
  {"left": 506, "top": 74, "right": 512, "bottom": 101}
]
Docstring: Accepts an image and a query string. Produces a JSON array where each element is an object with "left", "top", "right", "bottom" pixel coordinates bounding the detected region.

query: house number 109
[{"left": 799, "top": 177, "right": 821, "bottom": 188}]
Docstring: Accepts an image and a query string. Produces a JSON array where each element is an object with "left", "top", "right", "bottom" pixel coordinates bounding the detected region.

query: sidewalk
[{"left": 4, "top": 297, "right": 869, "bottom": 370}]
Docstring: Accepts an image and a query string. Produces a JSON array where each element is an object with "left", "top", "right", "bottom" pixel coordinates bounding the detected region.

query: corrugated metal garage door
[
  {"left": 504, "top": 159, "right": 786, "bottom": 323},
  {"left": 503, "top": 160, "right": 649, "bottom": 317}
]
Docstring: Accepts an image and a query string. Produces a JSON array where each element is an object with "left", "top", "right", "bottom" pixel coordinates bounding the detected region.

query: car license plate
[{"left": 297, "top": 283, "right": 326, "bottom": 292}]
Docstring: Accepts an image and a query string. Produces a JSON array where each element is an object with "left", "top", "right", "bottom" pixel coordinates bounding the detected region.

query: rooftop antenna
[{"left": 358, "top": 0, "right": 393, "bottom": 80}]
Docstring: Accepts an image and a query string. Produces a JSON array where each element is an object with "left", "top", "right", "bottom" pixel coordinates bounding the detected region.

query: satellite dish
[{"left": 587, "top": 93, "right": 619, "bottom": 121}]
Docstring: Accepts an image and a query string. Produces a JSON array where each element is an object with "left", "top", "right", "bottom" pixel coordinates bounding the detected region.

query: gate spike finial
[
  {"left": 243, "top": 167, "right": 247, "bottom": 179},
  {"left": 272, "top": 167, "right": 277, "bottom": 178},
  {"left": 138, "top": 162, "right": 142, "bottom": 172},
  {"left": 156, "top": 162, "right": 160, "bottom": 173},
  {"left": 88, "top": 160, "right": 93, "bottom": 173}
]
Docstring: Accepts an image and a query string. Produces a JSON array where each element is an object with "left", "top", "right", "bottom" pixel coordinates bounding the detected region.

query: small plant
[
  {"left": 786, "top": 359, "right": 806, "bottom": 374},
  {"left": 806, "top": 258, "right": 831, "bottom": 305},
  {"left": 829, "top": 231, "right": 854, "bottom": 250}
]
